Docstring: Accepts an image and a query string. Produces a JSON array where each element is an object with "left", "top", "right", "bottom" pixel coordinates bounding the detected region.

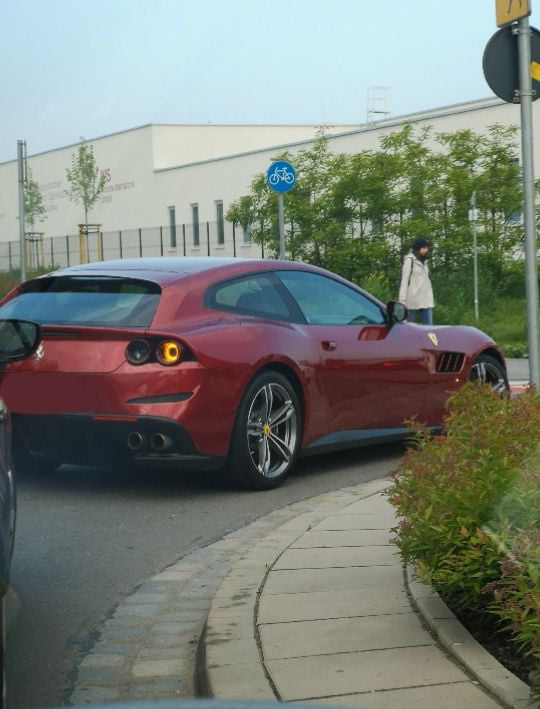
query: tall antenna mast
[{"left": 366, "top": 86, "right": 391, "bottom": 123}]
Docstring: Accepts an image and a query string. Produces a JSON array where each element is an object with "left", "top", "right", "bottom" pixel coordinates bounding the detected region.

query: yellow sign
[
  {"left": 496, "top": 0, "right": 531, "bottom": 27},
  {"left": 531, "top": 60, "right": 540, "bottom": 80}
]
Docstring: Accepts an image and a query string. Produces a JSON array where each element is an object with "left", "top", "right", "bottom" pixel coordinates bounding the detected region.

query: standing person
[{"left": 398, "top": 238, "right": 434, "bottom": 325}]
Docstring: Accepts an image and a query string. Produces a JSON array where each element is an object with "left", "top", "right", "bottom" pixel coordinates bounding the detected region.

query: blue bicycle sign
[{"left": 266, "top": 160, "right": 296, "bottom": 193}]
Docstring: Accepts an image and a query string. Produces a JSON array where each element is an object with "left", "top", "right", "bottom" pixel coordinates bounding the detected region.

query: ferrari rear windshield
[{"left": 0, "top": 276, "right": 161, "bottom": 327}]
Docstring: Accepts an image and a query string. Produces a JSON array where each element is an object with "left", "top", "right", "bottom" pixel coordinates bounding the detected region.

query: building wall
[
  {"left": 0, "top": 97, "right": 535, "bottom": 268},
  {"left": 151, "top": 123, "right": 359, "bottom": 170}
]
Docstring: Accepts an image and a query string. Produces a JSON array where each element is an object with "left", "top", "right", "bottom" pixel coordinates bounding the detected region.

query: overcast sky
[{"left": 1, "top": 0, "right": 537, "bottom": 163}]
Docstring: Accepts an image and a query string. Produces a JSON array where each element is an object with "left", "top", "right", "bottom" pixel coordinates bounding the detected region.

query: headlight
[
  {"left": 156, "top": 340, "right": 182, "bottom": 365},
  {"left": 125, "top": 339, "right": 152, "bottom": 365}
]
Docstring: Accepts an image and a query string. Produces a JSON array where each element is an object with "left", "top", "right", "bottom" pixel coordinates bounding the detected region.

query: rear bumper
[{"left": 13, "top": 413, "right": 225, "bottom": 472}]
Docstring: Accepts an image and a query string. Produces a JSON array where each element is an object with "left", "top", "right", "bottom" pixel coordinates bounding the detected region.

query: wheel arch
[
  {"left": 477, "top": 347, "right": 507, "bottom": 372},
  {"left": 254, "top": 361, "right": 305, "bottom": 421}
]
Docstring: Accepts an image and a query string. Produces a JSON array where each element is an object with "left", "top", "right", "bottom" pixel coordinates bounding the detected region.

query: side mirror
[
  {"left": 386, "top": 301, "right": 408, "bottom": 323},
  {"left": 0, "top": 319, "right": 42, "bottom": 362}
]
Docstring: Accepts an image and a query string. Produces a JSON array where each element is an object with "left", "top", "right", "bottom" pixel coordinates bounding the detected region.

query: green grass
[{"left": 436, "top": 297, "right": 528, "bottom": 358}]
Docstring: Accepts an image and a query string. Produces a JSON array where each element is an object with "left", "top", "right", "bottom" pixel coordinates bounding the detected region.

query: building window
[
  {"left": 191, "top": 203, "right": 200, "bottom": 247},
  {"left": 242, "top": 222, "right": 251, "bottom": 244},
  {"left": 216, "top": 200, "right": 225, "bottom": 245},
  {"left": 168, "top": 206, "right": 177, "bottom": 248}
]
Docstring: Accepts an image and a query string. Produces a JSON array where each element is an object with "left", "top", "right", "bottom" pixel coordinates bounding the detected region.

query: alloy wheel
[
  {"left": 246, "top": 382, "right": 298, "bottom": 479},
  {"left": 470, "top": 359, "right": 508, "bottom": 394}
]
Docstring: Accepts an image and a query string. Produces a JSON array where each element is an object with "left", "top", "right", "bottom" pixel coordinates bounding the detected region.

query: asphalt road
[{"left": 6, "top": 443, "right": 402, "bottom": 709}]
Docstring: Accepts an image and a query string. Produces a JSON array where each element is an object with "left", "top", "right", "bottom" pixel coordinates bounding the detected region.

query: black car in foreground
[{"left": 0, "top": 319, "right": 42, "bottom": 701}]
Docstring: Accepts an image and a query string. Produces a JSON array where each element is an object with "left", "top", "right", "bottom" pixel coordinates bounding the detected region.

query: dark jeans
[{"left": 408, "top": 307, "right": 433, "bottom": 325}]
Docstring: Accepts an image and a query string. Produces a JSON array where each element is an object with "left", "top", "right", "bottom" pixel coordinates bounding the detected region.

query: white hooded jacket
[{"left": 398, "top": 252, "right": 434, "bottom": 309}]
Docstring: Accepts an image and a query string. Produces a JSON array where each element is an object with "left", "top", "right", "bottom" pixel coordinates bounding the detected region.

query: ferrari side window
[
  {"left": 209, "top": 273, "right": 293, "bottom": 320},
  {"left": 277, "top": 270, "right": 384, "bottom": 325}
]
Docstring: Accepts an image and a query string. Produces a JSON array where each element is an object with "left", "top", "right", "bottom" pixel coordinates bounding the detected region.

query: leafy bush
[
  {"left": 388, "top": 384, "right": 540, "bottom": 695},
  {"left": 502, "top": 343, "right": 528, "bottom": 359}
]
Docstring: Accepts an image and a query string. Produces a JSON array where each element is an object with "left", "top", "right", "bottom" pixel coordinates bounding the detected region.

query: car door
[{"left": 276, "top": 270, "right": 430, "bottom": 432}]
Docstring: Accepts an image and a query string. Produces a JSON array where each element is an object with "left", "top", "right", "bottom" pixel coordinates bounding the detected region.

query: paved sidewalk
[{"left": 204, "top": 480, "right": 513, "bottom": 708}]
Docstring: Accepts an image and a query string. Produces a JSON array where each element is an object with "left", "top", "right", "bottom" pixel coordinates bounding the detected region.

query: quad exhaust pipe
[
  {"left": 127, "top": 431, "right": 146, "bottom": 451},
  {"left": 126, "top": 431, "right": 173, "bottom": 452},
  {"left": 150, "top": 433, "right": 172, "bottom": 452}
]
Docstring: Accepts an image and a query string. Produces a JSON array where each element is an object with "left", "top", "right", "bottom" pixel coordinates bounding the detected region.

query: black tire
[
  {"left": 469, "top": 353, "right": 509, "bottom": 394},
  {"left": 227, "top": 370, "right": 301, "bottom": 490}
]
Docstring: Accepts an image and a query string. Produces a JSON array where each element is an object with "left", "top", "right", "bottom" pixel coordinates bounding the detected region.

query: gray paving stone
[
  {"left": 416, "top": 595, "right": 457, "bottom": 627},
  {"left": 266, "top": 645, "right": 469, "bottom": 701},
  {"left": 206, "top": 661, "right": 275, "bottom": 700},
  {"left": 124, "top": 593, "right": 168, "bottom": 604},
  {"left": 80, "top": 653, "right": 126, "bottom": 668},
  {"left": 258, "top": 588, "right": 410, "bottom": 624},
  {"left": 126, "top": 680, "right": 185, "bottom": 695},
  {"left": 262, "top": 564, "right": 404, "bottom": 595},
  {"left": 114, "top": 603, "right": 159, "bottom": 618},
  {"left": 313, "top": 515, "right": 394, "bottom": 531},
  {"left": 435, "top": 617, "right": 476, "bottom": 649},
  {"left": 292, "top": 529, "right": 393, "bottom": 548},
  {"left": 273, "top": 545, "right": 400, "bottom": 570},
  {"left": 452, "top": 640, "right": 508, "bottom": 671},
  {"left": 338, "top": 497, "right": 396, "bottom": 516},
  {"left": 306, "top": 681, "right": 501, "bottom": 708},
  {"left": 105, "top": 616, "right": 149, "bottom": 628},
  {"left": 468, "top": 667, "right": 533, "bottom": 707},
  {"left": 76, "top": 666, "right": 125, "bottom": 684},
  {"left": 142, "top": 635, "right": 186, "bottom": 649},
  {"left": 132, "top": 659, "right": 184, "bottom": 678},
  {"left": 150, "top": 622, "right": 200, "bottom": 634},
  {"left": 137, "top": 647, "right": 193, "bottom": 660},
  {"left": 207, "top": 636, "right": 258, "bottom": 666},
  {"left": 96, "top": 626, "right": 146, "bottom": 640},
  {"left": 260, "top": 612, "right": 430, "bottom": 659},
  {"left": 88, "top": 642, "right": 136, "bottom": 655}
]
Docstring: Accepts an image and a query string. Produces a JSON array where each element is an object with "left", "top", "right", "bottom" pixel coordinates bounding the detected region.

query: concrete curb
[
  {"left": 200, "top": 479, "right": 392, "bottom": 701},
  {"left": 405, "top": 565, "right": 537, "bottom": 709}
]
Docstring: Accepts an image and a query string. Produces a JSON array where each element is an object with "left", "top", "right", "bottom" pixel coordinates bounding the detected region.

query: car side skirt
[{"left": 299, "top": 425, "right": 442, "bottom": 458}]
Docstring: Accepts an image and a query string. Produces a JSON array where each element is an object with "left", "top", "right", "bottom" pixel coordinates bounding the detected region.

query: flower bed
[{"left": 388, "top": 384, "right": 540, "bottom": 698}]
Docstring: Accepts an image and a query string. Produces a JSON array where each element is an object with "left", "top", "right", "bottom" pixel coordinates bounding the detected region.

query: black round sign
[{"left": 483, "top": 26, "right": 540, "bottom": 103}]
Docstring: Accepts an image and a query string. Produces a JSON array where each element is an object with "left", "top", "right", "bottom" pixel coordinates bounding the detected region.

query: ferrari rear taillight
[
  {"left": 156, "top": 340, "right": 181, "bottom": 366},
  {"left": 126, "top": 339, "right": 152, "bottom": 365},
  {"left": 125, "top": 338, "right": 189, "bottom": 366}
]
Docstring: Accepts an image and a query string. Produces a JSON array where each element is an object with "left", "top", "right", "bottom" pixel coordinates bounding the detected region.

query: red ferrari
[{"left": 0, "top": 258, "right": 507, "bottom": 489}]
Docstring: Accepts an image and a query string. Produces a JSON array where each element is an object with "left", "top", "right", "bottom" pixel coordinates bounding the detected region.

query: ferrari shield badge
[{"left": 427, "top": 332, "right": 439, "bottom": 347}]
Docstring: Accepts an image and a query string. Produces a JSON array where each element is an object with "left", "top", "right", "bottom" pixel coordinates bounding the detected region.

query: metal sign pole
[
  {"left": 266, "top": 160, "right": 296, "bottom": 259},
  {"left": 517, "top": 16, "right": 540, "bottom": 386},
  {"left": 17, "top": 140, "right": 27, "bottom": 282},
  {"left": 470, "top": 192, "right": 480, "bottom": 321},
  {"left": 278, "top": 193, "right": 285, "bottom": 259}
]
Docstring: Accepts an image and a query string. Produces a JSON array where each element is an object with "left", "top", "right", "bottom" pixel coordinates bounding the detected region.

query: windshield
[{"left": 0, "top": 276, "right": 160, "bottom": 327}]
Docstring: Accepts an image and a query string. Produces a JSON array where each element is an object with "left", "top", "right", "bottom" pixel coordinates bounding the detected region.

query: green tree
[
  {"left": 227, "top": 124, "right": 525, "bottom": 314},
  {"left": 65, "top": 138, "right": 105, "bottom": 230},
  {"left": 24, "top": 169, "right": 47, "bottom": 233}
]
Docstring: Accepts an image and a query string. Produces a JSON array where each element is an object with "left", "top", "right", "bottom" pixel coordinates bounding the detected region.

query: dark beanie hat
[{"left": 412, "top": 238, "right": 429, "bottom": 251}]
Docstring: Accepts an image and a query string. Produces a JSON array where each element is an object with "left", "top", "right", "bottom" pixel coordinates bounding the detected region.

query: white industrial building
[{"left": 0, "top": 96, "right": 535, "bottom": 270}]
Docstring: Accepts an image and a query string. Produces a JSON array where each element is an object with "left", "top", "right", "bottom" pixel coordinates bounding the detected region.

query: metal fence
[{"left": 0, "top": 220, "right": 264, "bottom": 272}]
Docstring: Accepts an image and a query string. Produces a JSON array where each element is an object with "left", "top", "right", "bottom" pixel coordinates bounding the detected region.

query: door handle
[{"left": 321, "top": 340, "right": 337, "bottom": 352}]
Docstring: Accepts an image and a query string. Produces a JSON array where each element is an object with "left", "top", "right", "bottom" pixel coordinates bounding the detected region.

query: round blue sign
[{"left": 266, "top": 160, "right": 296, "bottom": 193}]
